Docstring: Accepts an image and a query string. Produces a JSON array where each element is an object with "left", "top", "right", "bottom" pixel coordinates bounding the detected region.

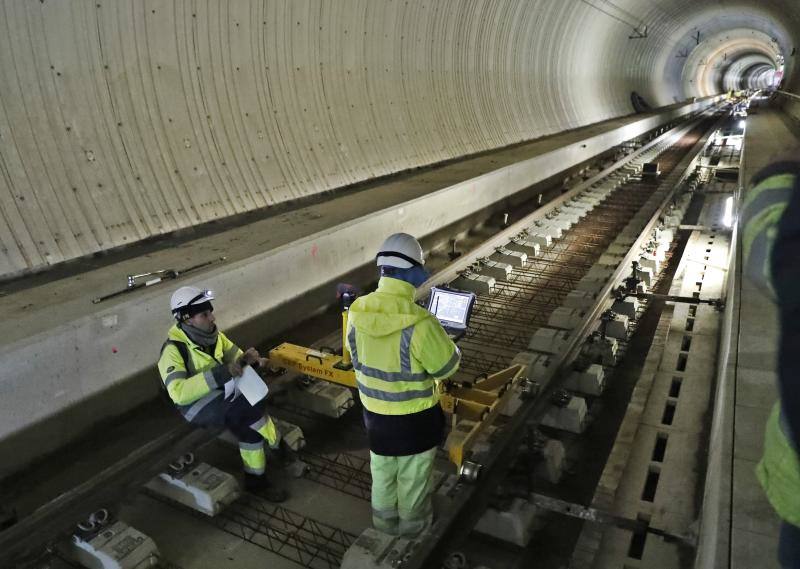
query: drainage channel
[{"left": 0, "top": 107, "right": 727, "bottom": 569}]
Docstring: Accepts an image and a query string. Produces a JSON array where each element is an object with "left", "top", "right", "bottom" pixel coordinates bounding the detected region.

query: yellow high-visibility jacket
[
  {"left": 346, "top": 277, "right": 460, "bottom": 416},
  {"left": 157, "top": 324, "right": 242, "bottom": 420},
  {"left": 741, "top": 165, "right": 800, "bottom": 526}
]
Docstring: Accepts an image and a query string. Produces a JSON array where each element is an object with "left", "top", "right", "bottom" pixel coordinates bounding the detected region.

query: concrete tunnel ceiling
[
  {"left": 679, "top": 30, "right": 783, "bottom": 96},
  {"left": 0, "top": 0, "right": 797, "bottom": 280}
]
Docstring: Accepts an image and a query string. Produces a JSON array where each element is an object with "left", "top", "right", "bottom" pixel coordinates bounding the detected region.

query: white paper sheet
[{"left": 235, "top": 365, "right": 269, "bottom": 405}]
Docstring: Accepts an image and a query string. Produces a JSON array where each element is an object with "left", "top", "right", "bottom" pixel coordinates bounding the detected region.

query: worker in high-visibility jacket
[
  {"left": 741, "top": 155, "right": 800, "bottom": 567},
  {"left": 157, "top": 286, "right": 287, "bottom": 502},
  {"left": 346, "top": 233, "right": 460, "bottom": 537}
]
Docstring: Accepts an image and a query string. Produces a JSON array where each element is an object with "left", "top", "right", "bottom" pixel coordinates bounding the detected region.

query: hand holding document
[{"left": 235, "top": 365, "right": 269, "bottom": 405}]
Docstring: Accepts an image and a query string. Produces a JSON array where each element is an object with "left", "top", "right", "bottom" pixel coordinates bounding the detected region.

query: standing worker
[
  {"left": 741, "top": 152, "right": 800, "bottom": 568},
  {"left": 157, "top": 286, "right": 287, "bottom": 502},
  {"left": 346, "top": 233, "right": 460, "bottom": 537}
]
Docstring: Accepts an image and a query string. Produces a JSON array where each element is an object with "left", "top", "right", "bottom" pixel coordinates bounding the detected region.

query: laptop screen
[{"left": 427, "top": 287, "right": 475, "bottom": 330}]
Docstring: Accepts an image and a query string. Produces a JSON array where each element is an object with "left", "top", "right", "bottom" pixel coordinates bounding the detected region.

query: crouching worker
[
  {"left": 158, "top": 286, "right": 287, "bottom": 502},
  {"left": 346, "top": 233, "right": 461, "bottom": 537}
]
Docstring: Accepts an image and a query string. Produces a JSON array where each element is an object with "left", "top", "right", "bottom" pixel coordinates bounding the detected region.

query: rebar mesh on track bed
[
  {"left": 215, "top": 498, "right": 356, "bottom": 569},
  {"left": 149, "top": 491, "right": 357, "bottom": 569},
  {"left": 299, "top": 451, "right": 372, "bottom": 501},
  {"left": 454, "top": 126, "right": 706, "bottom": 380}
]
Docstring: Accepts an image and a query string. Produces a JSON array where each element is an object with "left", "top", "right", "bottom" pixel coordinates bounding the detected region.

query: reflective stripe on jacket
[
  {"left": 741, "top": 171, "right": 795, "bottom": 299},
  {"left": 157, "top": 324, "right": 243, "bottom": 418},
  {"left": 742, "top": 166, "right": 800, "bottom": 525},
  {"left": 346, "top": 277, "right": 460, "bottom": 416},
  {"left": 757, "top": 403, "right": 800, "bottom": 526}
]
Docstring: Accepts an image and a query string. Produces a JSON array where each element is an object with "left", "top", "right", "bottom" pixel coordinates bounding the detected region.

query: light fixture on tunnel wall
[{"left": 723, "top": 197, "right": 734, "bottom": 229}]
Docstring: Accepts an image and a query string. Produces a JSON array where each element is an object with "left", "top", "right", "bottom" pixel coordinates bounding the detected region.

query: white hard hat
[
  {"left": 170, "top": 286, "right": 215, "bottom": 317},
  {"left": 376, "top": 233, "right": 425, "bottom": 269}
]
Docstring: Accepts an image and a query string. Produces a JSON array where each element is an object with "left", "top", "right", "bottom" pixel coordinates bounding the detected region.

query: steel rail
[
  {"left": 402, "top": 108, "right": 729, "bottom": 569},
  {"left": 0, "top": 423, "right": 208, "bottom": 566},
  {"left": 776, "top": 90, "right": 800, "bottom": 101},
  {"left": 0, "top": 108, "right": 720, "bottom": 569},
  {"left": 416, "top": 111, "right": 708, "bottom": 300}
]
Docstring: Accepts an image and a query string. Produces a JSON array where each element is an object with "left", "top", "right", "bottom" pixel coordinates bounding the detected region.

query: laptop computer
[{"left": 426, "top": 287, "right": 476, "bottom": 342}]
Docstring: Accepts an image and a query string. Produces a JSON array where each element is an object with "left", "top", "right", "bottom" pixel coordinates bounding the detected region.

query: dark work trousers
[
  {"left": 780, "top": 522, "right": 800, "bottom": 569},
  {"left": 191, "top": 394, "right": 268, "bottom": 445}
]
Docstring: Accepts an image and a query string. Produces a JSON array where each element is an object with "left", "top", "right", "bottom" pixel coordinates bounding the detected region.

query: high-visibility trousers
[
  {"left": 370, "top": 447, "right": 436, "bottom": 537},
  {"left": 190, "top": 394, "right": 279, "bottom": 475}
]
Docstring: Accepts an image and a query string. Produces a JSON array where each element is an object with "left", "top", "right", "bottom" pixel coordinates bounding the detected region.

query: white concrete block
[
  {"left": 506, "top": 239, "right": 541, "bottom": 258},
  {"left": 287, "top": 379, "right": 355, "bottom": 418},
  {"left": 578, "top": 192, "right": 604, "bottom": 205},
  {"left": 565, "top": 364, "right": 605, "bottom": 396},
  {"left": 491, "top": 247, "right": 527, "bottom": 267},
  {"left": 581, "top": 336, "right": 619, "bottom": 366},
  {"left": 528, "top": 328, "right": 571, "bottom": 355},
  {"left": 273, "top": 418, "right": 306, "bottom": 451},
  {"left": 563, "top": 290, "right": 596, "bottom": 309},
  {"left": 541, "top": 396, "right": 587, "bottom": 433},
  {"left": 534, "top": 223, "right": 563, "bottom": 239},
  {"left": 547, "top": 218, "right": 574, "bottom": 232},
  {"left": 145, "top": 462, "right": 240, "bottom": 517},
  {"left": 536, "top": 439, "right": 566, "bottom": 483},
  {"left": 451, "top": 274, "right": 496, "bottom": 295},
  {"left": 511, "top": 352, "right": 552, "bottom": 385},
  {"left": 68, "top": 519, "right": 160, "bottom": 569},
  {"left": 566, "top": 199, "right": 593, "bottom": 210},
  {"left": 613, "top": 298, "right": 639, "bottom": 321},
  {"left": 548, "top": 307, "right": 584, "bottom": 330},
  {"left": 636, "top": 265, "right": 654, "bottom": 287},
  {"left": 639, "top": 254, "right": 661, "bottom": 274},
  {"left": 478, "top": 260, "right": 513, "bottom": 281},
  {"left": 475, "top": 498, "right": 537, "bottom": 547},
  {"left": 526, "top": 232, "right": 553, "bottom": 249},
  {"left": 604, "top": 314, "right": 629, "bottom": 340},
  {"left": 555, "top": 212, "right": 581, "bottom": 226},
  {"left": 560, "top": 205, "right": 588, "bottom": 219}
]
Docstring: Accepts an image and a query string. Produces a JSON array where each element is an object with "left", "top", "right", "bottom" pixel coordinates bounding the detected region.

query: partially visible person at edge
[
  {"left": 157, "top": 286, "right": 287, "bottom": 502},
  {"left": 741, "top": 148, "right": 800, "bottom": 568},
  {"left": 346, "top": 233, "right": 460, "bottom": 537}
]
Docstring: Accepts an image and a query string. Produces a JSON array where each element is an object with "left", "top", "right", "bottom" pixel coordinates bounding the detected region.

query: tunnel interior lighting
[{"left": 723, "top": 196, "right": 734, "bottom": 228}]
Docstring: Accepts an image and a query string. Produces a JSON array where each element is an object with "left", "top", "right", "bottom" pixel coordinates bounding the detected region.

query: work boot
[{"left": 244, "top": 473, "right": 288, "bottom": 503}]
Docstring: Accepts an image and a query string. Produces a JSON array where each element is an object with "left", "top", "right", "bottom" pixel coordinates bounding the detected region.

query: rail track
[{"left": 2, "top": 106, "right": 729, "bottom": 569}]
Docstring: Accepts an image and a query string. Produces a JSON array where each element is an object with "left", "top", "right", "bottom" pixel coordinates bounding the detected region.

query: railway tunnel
[{"left": 0, "top": 1, "right": 799, "bottom": 568}]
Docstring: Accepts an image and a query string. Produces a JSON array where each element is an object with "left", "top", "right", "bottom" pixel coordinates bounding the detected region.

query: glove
[{"left": 210, "top": 363, "right": 235, "bottom": 388}]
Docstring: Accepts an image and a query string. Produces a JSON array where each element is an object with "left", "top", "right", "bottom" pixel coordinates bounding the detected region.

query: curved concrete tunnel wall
[
  {"left": 0, "top": 0, "right": 798, "bottom": 281},
  {"left": 722, "top": 55, "right": 777, "bottom": 92},
  {"left": 679, "top": 30, "right": 781, "bottom": 96}
]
